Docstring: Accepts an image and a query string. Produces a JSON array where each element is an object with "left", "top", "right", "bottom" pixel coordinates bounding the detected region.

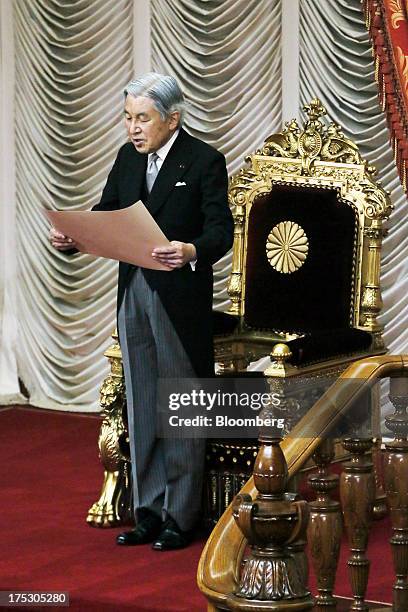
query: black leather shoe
[
  {"left": 116, "top": 509, "right": 162, "bottom": 545},
  {"left": 151, "top": 517, "right": 194, "bottom": 551}
]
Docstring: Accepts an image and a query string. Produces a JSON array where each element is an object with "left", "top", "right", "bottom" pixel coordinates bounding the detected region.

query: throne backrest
[
  {"left": 245, "top": 183, "right": 357, "bottom": 332},
  {"left": 227, "top": 99, "right": 392, "bottom": 345}
]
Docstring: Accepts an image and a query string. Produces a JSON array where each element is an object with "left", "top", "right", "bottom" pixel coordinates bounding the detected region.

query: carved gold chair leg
[
  {"left": 87, "top": 330, "right": 132, "bottom": 528},
  {"left": 87, "top": 468, "right": 120, "bottom": 527},
  {"left": 383, "top": 377, "right": 408, "bottom": 612},
  {"left": 340, "top": 438, "right": 376, "bottom": 612}
]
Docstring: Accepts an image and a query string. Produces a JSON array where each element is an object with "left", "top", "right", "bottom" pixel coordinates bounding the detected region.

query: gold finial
[
  {"left": 264, "top": 343, "right": 296, "bottom": 377},
  {"left": 271, "top": 342, "right": 292, "bottom": 361},
  {"left": 303, "top": 98, "right": 326, "bottom": 122}
]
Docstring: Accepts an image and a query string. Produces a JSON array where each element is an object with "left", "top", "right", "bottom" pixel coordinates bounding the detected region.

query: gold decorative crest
[{"left": 266, "top": 221, "right": 309, "bottom": 274}]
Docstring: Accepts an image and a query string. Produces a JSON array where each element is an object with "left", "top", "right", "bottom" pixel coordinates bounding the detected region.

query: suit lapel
[
  {"left": 146, "top": 128, "right": 193, "bottom": 217},
  {"left": 123, "top": 147, "right": 147, "bottom": 207}
]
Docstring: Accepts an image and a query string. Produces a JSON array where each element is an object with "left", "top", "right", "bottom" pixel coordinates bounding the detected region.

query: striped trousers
[{"left": 118, "top": 268, "right": 205, "bottom": 530}]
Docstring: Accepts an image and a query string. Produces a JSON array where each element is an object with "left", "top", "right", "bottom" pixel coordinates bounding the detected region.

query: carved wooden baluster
[
  {"left": 383, "top": 376, "right": 408, "bottom": 612},
  {"left": 372, "top": 436, "right": 388, "bottom": 520},
  {"left": 372, "top": 385, "right": 388, "bottom": 520},
  {"left": 227, "top": 434, "right": 313, "bottom": 610},
  {"left": 308, "top": 439, "right": 342, "bottom": 611},
  {"left": 340, "top": 438, "right": 375, "bottom": 612},
  {"left": 286, "top": 491, "right": 309, "bottom": 591}
]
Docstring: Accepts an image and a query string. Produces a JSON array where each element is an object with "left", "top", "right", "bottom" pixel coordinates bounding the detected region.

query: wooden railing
[{"left": 197, "top": 355, "right": 408, "bottom": 611}]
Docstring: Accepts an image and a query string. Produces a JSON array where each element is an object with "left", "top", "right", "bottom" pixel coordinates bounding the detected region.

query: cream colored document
[{"left": 46, "top": 201, "right": 171, "bottom": 271}]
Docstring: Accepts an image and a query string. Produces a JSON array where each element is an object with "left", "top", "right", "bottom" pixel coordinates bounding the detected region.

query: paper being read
[{"left": 46, "top": 201, "right": 171, "bottom": 271}]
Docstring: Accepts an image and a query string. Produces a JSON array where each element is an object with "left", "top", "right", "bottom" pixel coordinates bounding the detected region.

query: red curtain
[{"left": 364, "top": 0, "right": 408, "bottom": 192}]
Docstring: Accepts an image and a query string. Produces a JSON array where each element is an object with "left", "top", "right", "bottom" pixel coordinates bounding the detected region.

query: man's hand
[
  {"left": 152, "top": 241, "right": 196, "bottom": 269},
  {"left": 49, "top": 227, "right": 77, "bottom": 251}
]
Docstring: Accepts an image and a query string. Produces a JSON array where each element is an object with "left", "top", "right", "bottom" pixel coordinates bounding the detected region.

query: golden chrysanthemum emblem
[{"left": 266, "top": 221, "right": 309, "bottom": 273}]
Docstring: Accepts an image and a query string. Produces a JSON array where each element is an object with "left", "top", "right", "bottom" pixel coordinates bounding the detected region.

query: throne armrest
[{"left": 283, "top": 328, "right": 373, "bottom": 366}]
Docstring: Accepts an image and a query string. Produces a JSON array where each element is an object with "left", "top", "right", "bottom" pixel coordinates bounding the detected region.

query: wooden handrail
[{"left": 197, "top": 354, "right": 408, "bottom": 609}]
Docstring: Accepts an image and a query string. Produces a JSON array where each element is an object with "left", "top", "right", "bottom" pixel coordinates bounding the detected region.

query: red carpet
[
  {"left": 0, "top": 406, "right": 206, "bottom": 611},
  {"left": 0, "top": 406, "right": 393, "bottom": 610}
]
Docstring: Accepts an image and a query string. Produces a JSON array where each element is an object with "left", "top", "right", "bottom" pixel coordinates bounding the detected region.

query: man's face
[{"left": 124, "top": 95, "right": 179, "bottom": 154}]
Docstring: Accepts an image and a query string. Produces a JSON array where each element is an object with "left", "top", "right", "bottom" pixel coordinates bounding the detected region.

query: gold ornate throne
[
  {"left": 87, "top": 99, "right": 392, "bottom": 529},
  {"left": 205, "top": 98, "right": 392, "bottom": 525},
  {"left": 214, "top": 98, "right": 391, "bottom": 371}
]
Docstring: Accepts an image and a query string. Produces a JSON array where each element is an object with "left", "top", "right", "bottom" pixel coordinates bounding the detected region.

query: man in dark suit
[{"left": 50, "top": 73, "right": 233, "bottom": 550}]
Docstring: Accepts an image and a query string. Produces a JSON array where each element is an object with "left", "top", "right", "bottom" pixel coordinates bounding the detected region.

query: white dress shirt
[{"left": 148, "top": 128, "right": 180, "bottom": 170}]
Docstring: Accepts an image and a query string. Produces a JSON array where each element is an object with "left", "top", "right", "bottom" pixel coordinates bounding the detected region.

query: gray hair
[{"left": 124, "top": 72, "right": 185, "bottom": 125}]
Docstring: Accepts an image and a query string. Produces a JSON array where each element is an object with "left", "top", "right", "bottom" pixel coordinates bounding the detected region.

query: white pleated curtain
[
  {"left": 151, "top": 0, "right": 283, "bottom": 310},
  {"left": 10, "top": 0, "right": 134, "bottom": 410},
  {"left": 0, "top": 0, "right": 406, "bottom": 411}
]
